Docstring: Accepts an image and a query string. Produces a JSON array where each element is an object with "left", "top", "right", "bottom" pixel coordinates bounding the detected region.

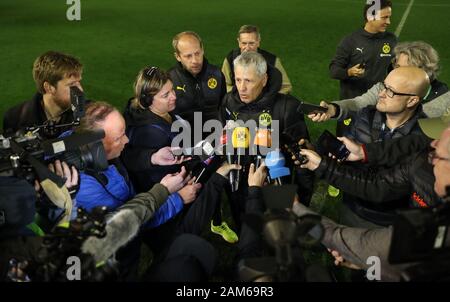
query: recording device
[
  {"left": 239, "top": 185, "right": 327, "bottom": 282},
  {"left": 316, "top": 130, "right": 350, "bottom": 161},
  {"left": 231, "top": 127, "right": 250, "bottom": 192},
  {"left": 359, "top": 61, "right": 366, "bottom": 69},
  {"left": 6, "top": 207, "right": 119, "bottom": 282},
  {"left": 297, "top": 101, "right": 328, "bottom": 115},
  {"left": 0, "top": 129, "right": 108, "bottom": 185},
  {"left": 389, "top": 203, "right": 450, "bottom": 281},
  {"left": 265, "top": 150, "right": 290, "bottom": 185},
  {"left": 280, "top": 130, "right": 308, "bottom": 165}
]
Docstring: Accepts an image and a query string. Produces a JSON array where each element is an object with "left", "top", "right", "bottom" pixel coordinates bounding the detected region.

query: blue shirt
[{"left": 76, "top": 164, "right": 183, "bottom": 227}]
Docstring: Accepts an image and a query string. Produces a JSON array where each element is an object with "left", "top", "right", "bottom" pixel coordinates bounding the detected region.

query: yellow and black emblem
[
  {"left": 207, "top": 77, "right": 217, "bottom": 89},
  {"left": 259, "top": 112, "right": 272, "bottom": 127},
  {"left": 382, "top": 43, "right": 391, "bottom": 54}
]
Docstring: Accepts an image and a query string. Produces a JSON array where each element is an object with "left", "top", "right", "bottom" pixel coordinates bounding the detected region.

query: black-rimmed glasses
[{"left": 381, "top": 82, "right": 417, "bottom": 98}]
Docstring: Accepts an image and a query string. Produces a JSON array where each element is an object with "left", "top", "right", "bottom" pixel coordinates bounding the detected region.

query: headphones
[{"left": 139, "top": 66, "right": 159, "bottom": 108}]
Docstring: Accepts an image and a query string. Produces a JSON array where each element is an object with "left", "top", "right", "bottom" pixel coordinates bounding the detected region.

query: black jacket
[
  {"left": 316, "top": 149, "right": 444, "bottom": 210},
  {"left": 425, "top": 79, "right": 449, "bottom": 103},
  {"left": 365, "top": 134, "right": 432, "bottom": 166},
  {"left": 342, "top": 105, "right": 428, "bottom": 225},
  {"left": 169, "top": 58, "right": 225, "bottom": 128},
  {"left": 2, "top": 93, "right": 75, "bottom": 139},
  {"left": 330, "top": 28, "right": 397, "bottom": 99},
  {"left": 122, "top": 100, "right": 180, "bottom": 193},
  {"left": 220, "top": 65, "right": 313, "bottom": 204}
]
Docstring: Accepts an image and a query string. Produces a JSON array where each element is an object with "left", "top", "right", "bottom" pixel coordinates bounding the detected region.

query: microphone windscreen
[{"left": 232, "top": 127, "right": 250, "bottom": 148}]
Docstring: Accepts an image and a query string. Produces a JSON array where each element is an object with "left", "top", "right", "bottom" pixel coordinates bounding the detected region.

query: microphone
[
  {"left": 253, "top": 128, "right": 272, "bottom": 168},
  {"left": 232, "top": 127, "right": 250, "bottom": 192},
  {"left": 265, "top": 150, "right": 290, "bottom": 185},
  {"left": 193, "top": 155, "right": 215, "bottom": 184}
]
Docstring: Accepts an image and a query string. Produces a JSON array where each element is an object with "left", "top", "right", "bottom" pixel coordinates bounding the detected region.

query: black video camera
[{"left": 0, "top": 129, "right": 108, "bottom": 185}]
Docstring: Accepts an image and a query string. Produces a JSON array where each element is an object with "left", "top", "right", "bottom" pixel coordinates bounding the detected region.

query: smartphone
[
  {"left": 316, "top": 130, "right": 350, "bottom": 161},
  {"left": 298, "top": 101, "right": 328, "bottom": 115},
  {"left": 359, "top": 62, "right": 366, "bottom": 69}
]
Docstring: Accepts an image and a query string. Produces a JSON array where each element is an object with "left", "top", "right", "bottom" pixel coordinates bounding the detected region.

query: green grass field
[
  {"left": 1, "top": 0, "right": 449, "bottom": 281},
  {"left": 1, "top": 0, "right": 449, "bottom": 139}
]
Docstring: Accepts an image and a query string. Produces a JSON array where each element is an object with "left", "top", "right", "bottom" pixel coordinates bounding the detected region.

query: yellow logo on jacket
[
  {"left": 382, "top": 43, "right": 391, "bottom": 54},
  {"left": 207, "top": 77, "right": 217, "bottom": 89},
  {"left": 259, "top": 112, "right": 272, "bottom": 127}
]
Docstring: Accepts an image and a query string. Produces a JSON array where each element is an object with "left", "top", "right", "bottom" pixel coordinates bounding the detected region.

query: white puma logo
[
  {"left": 176, "top": 85, "right": 186, "bottom": 92},
  {"left": 356, "top": 47, "right": 364, "bottom": 53}
]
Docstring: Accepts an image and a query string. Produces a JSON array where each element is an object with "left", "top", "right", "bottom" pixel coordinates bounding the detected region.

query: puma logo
[
  {"left": 356, "top": 47, "right": 364, "bottom": 53},
  {"left": 176, "top": 85, "right": 186, "bottom": 92}
]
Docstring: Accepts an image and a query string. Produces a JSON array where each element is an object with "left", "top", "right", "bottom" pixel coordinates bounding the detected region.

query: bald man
[
  {"left": 168, "top": 31, "right": 226, "bottom": 135},
  {"left": 329, "top": 66, "right": 431, "bottom": 228}
]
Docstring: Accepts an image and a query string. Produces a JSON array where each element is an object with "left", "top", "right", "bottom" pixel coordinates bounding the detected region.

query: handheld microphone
[
  {"left": 231, "top": 127, "right": 250, "bottom": 192},
  {"left": 253, "top": 128, "right": 272, "bottom": 168},
  {"left": 193, "top": 155, "right": 215, "bottom": 184},
  {"left": 265, "top": 150, "right": 290, "bottom": 185}
]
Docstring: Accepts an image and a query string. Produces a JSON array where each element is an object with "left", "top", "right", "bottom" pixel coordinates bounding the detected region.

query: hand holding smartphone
[{"left": 297, "top": 101, "right": 328, "bottom": 115}]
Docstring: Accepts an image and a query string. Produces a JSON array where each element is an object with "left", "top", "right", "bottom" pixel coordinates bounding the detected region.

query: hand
[
  {"left": 216, "top": 162, "right": 241, "bottom": 178},
  {"left": 160, "top": 166, "right": 189, "bottom": 193},
  {"left": 347, "top": 63, "right": 365, "bottom": 77},
  {"left": 337, "top": 137, "right": 364, "bottom": 161},
  {"left": 299, "top": 149, "right": 322, "bottom": 171},
  {"left": 307, "top": 101, "right": 336, "bottom": 122},
  {"left": 328, "top": 249, "right": 362, "bottom": 270},
  {"left": 177, "top": 177, "right": 202, "bottom": 205},
  {"left": 248, "top": 162, "right": 267, "bottom": 187},
  {"left": 48, "top": 160, "right": 79, "bottom": 191},
  {"left": 151, "top": 146, "right": 191, "bottom": 166}
]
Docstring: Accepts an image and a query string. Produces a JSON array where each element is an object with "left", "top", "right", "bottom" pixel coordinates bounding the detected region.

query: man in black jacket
[
  {"left": 338, "top": 66, "right": 430, "bottom": 227},
  {"left": 169, "top": 31, "right": 226, "bottom": 137},
  {"left": 219, "top": 51, "right": 313, "bottom": 230},
  {"left": 295, "top": 119, "right": 450, "bottom": 281},
  {"left": 3, "top": 51, "right": 83, "bottom": 139},
  {"left": 329, "top": 0, "right": 397, "bottom": 136}
]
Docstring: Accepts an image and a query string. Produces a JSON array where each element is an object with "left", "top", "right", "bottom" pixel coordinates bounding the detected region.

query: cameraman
[{"left": 3, "top": 51, "right": 83, "bottom": 139}]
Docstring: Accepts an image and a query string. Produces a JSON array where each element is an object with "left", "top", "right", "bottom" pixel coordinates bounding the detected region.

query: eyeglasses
[
  {"left": 428, "top": 150, "right": 450, "bottom": 164},
  {"left": 380, "top": 82, "right": 417, "bottom": 98}
]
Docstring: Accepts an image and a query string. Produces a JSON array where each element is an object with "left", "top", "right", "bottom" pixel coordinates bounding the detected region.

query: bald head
[
  {"left": 173, "top": 31, "right": 204, "bottom": 76},
  {"left": 388, "top": 66, "right": 430, "bottom": 99}
]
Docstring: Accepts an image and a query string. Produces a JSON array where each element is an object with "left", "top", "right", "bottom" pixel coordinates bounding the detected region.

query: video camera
[
  {"left": 238, "top": 184, "right": 331, "bottom": 282},
  {"left": 389, "top": 202, "right": 450, "bottom": 281},
  {"left": 6, "top": 206, "right": 119, "bottom": 282},
  {"left": 0, "top": 129, "right": 108, "bottom": 185}
]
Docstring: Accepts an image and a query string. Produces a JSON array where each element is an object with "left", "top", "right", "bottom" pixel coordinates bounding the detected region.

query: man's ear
[
  {"left": 174, "top": 52, "right": 181, "bottom": 63},
  {"left": 406, "top": 96, "right": 420, "bottom": 108},
  {"left": 262, "top": 73, "right": 268, "bottom": 87},
  {"left": 43, "top": 81, "right": 55, "bottom": 94}
]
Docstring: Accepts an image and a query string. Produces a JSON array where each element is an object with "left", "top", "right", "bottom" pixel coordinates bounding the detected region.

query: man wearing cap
[{"left": 294, "top": 115, "right": 450, "bottom": 281}]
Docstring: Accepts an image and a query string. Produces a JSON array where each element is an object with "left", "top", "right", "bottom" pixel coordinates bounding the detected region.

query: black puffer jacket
[
  {"left": 316, "top": 149, "right": 444, "bottom": 209},
  {"left": 347, "top": 105, "right": 426, "bottom": 144},
  {"left": 220, "top": 65, "right": 313, "bottom": 205},
  {"left": 122, "top": 99, "right": 180, "bottom": 193},
  {"left": 169, "top": 58, "right": 225, "bottom": 128},
  {"left": 341, "top": 105, "right": 427, "bottom": 225}
]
